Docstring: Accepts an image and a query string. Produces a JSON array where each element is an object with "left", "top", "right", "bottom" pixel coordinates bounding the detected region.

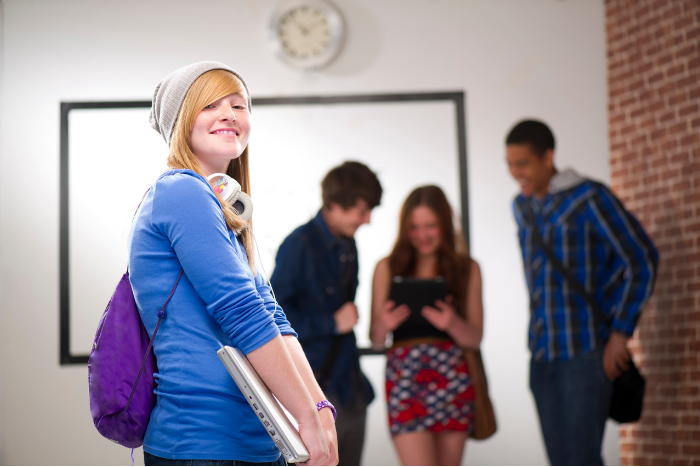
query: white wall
[{"left": 0, "top": 0, "right": 614, "bottom": 464}]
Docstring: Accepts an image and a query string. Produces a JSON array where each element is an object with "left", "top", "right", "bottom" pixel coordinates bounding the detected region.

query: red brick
[
  {"left": 680, "top": 133, "right": 700, "bottom": 146},
  {"left": 671, "top": 153, "right": 690, "bottom": 164},
  {"left": 667, "top": 63, "right": 686, "bottom": 78},
  {"left": 621, "top": 96, "right": 638, "bottom": 108},
  {"left": 687, "top": 26, "right": 700, "bottom": 41},
  {"left": 650, "top": 128, "right": 667, "bottom": 140},
  {"left": 683, "top": 444, "right": 700, "bottom": 456},
  {"left": 664, "top": 33, "right": 685, "bottom": 48},
  {"left": 677, "top": 41, "right": 698, "bottom": 58},
  {"left": 677, "top": 73, "right": 700, "bottom": 88},
  {"left": 622, "top": 442, "right": 636, "bottom": 452},
  {"left": 648, "top": 71, "right": 665, "bottom": 84},
  {"left": 674, "top": 14, "right": 694, "bottom": 30},
  {"left": 689, "top": 56, "right": 700, "bottom": 71},
  {"left": 680, "top": 386, "right": 700, "bottom": 396},
  {"left": 644, "top": 174, "right": 660, "bottom": 184},
  {"left": 663, "top": 5, "right": 682, "bottom": 21},
  {"left": 643, "top": 443, "right": 661, "bottom": 453},
  {"left": 656, "top": 54, "right": 674, "bottom": 67},
  {"left": 663, "top": 415, "right": 680, "bottom": 426},
  {"left": 670, "top": 121, "right": 689, "bottom": 134},
  {"left": 669, "top": 91, "right": 689, "bottom": 106},
  {"left": 673, "top": 429, "right": 693, "bottom": 442},
  {"left": 634, "top": 4, "right": 650, "bottom": 18},
  {"left": 672, "top": 401, "right": 690, "bottom": 411},
  {"left": 661, "top": 139, "right": 678, "bottom": 151},
  {"left": 682, "top": 414, "right": 700, "bottom": 425},
  {"left": 658, "top": 110, "right": 676, "bottom": 122},
  {"left": 679, "top": 103, "right": 699, "bottom": 117},
  {"left": 662, "top": 443, "right": 680, "bottom": 455}
]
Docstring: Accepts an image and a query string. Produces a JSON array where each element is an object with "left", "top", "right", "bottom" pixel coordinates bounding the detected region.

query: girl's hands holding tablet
[
  {"left": 421, "top": 295, "right": 458, "bottom": 331},
  {"left": 380, "top": 300, "right": 411, "bottom": 332}
]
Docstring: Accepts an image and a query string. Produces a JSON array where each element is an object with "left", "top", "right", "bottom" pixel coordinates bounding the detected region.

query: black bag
[
  {"left": 610, "top": 358, "right": 646, "bottom": 423},
  {"left": 525, "top": 204, "right": 646, "bottom": 424}
]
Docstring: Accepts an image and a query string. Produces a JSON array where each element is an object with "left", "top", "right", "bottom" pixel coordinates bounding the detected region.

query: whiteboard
[{"left": 60, "top": 93, "right": 468, "bottom": 362}]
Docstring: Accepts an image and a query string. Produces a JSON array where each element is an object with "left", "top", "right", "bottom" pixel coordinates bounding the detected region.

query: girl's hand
[
  {"left": 318, "top": 407, "right": 339, "bottom": 466},
  {"left": 380, "top": 300, "right": 411, "bottom": 331},
  {"left": 297, "top": 411, "right": 338, "bottom": 466},
  {"left": 421, "top": 296, "right": 457, "bottom": 331}
]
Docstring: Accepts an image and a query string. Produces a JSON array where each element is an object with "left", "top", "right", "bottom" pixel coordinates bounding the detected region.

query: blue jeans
[
  {"left": 530, "top": 350, "right": 613, "bottom": 466},
  {"left": 143, "top": 452, "right": 287, "bottom": 466}
]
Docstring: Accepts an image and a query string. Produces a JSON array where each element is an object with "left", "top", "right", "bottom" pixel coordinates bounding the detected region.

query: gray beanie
[{"left": 149, "top": 61, "right": 251, "bottom": 145}]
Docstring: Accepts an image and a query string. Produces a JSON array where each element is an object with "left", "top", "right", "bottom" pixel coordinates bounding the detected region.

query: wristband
[{"left": 316, "top": 400, "right": 337, "bottom": 421}]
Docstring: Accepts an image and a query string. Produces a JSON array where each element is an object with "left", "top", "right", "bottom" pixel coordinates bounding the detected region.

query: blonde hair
[{"left": 167, "top": 69, "right": 255, "bottom": 270}]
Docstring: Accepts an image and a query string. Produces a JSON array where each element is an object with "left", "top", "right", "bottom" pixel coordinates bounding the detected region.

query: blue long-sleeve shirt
[
  {"left": 513, "top": 169, "right": 658, "bottom": 362},
  {"left": 129, "top": 169, "right": 296, "bottom": 461}
]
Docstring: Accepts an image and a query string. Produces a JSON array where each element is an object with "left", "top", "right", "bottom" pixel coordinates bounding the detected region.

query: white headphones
[{"left": 207, "top": 173, "right": 254, "bottom": 222}]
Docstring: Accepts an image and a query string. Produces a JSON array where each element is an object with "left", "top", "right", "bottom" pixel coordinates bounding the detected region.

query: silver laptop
[{"left": 217, "top": 346, "right": 310, "bottom": 464}]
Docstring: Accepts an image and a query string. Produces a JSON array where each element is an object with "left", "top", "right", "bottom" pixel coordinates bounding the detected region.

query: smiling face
[
  {"left": 190, "top": 92, "right": 251, "bottom": 175},
  {"left": 506, "top": 144, "right": 555, "bottom": 198},
  {"left": 408, "top": 205, "right": 442, "bottom": 257}
]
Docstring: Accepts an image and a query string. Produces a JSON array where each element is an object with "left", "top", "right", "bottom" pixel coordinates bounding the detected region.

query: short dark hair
[
  {"left": 505, "top": 119, "right": 555, "bottom": 157},
  {"left": 321, "top": 161, "right": 382, "bottom": 210}
]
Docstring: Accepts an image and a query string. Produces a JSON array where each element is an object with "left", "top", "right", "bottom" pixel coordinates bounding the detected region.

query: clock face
[
  {"left": 279, "top": 7, "right": 330, "bottom": 58},
  {"left": 270, "top": 0, "right": 345, "bottom": 70}
]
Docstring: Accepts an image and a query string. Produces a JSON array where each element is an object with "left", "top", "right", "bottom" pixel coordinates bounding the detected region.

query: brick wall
[{"left": 606, "top": 0, "right": 700, "bottom": 464}]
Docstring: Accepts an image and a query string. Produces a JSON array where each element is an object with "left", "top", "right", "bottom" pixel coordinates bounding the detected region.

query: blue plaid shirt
[{"left": 513, "top": 170, "right": 658, "bottom": 362}]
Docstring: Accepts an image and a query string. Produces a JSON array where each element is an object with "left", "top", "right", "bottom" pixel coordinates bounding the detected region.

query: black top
[{"left": 390, "top": 276, "right": 452, "bottom": 343}]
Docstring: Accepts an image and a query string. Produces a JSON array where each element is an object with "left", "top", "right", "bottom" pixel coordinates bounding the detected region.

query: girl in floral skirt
[{"left": 370, "top": 186, "right": 484, "bottom": 466}]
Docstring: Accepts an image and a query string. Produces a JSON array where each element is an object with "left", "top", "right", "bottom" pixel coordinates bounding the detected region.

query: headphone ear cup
[
  {"left": 232, "top": 191, "right": 253, "bottom": 222},
  {"left": 206, "top": 172, "right": 253, "bottom": 221}
]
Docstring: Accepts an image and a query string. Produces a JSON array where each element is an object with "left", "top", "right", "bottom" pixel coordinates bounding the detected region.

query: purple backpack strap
[
  {"left": 122, "top": 186, "right": 180, "bottom": 412},
  {"left": 124, "top": 269, "right": 183, "bottom": 412}
]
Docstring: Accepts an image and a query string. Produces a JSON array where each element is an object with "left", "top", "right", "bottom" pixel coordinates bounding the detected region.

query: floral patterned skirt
[{"left": 385, "top": 339, "right": 475, "bottom": 436}]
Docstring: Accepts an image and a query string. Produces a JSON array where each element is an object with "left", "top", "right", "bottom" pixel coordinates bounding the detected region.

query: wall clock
[{"left": 269, "top": 0, "right": 346, "bottom": 70}]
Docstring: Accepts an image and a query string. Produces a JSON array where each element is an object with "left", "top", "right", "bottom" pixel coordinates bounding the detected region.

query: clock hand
[{"left": 288, "top": 16, "right": 309, "bottom": 36}]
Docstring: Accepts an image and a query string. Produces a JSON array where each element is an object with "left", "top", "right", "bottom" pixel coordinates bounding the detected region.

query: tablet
[{"left": 389, "top": 276, "right": 448, "bottom": 329}]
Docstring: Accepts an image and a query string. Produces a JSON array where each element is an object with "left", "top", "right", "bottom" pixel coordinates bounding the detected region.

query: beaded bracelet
[{"left": 316, "top": 400, "right": 337, "bottom": 421}]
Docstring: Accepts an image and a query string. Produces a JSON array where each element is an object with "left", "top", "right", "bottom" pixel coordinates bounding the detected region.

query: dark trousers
[
  {"left": 144, "top": 452, "right": 286, "bottom": 466},
  {"left": 530, "top": 350, "right": 614, "bottom": 466},
  {"left": 327, "top": 393, "right": 368, "bottom": 466}
]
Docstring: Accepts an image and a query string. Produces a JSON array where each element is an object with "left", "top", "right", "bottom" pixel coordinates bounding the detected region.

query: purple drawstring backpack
[{"left": 88, "top": 265, "right": 183, "bottom": 448}]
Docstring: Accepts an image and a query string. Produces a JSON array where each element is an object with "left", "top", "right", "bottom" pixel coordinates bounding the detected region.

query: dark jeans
[
  {"left": 143, "top": 452, "right": 287, "bottom": 466},
  {"left": 530, "top": 350, "right": 613, "bottom": 466}
]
